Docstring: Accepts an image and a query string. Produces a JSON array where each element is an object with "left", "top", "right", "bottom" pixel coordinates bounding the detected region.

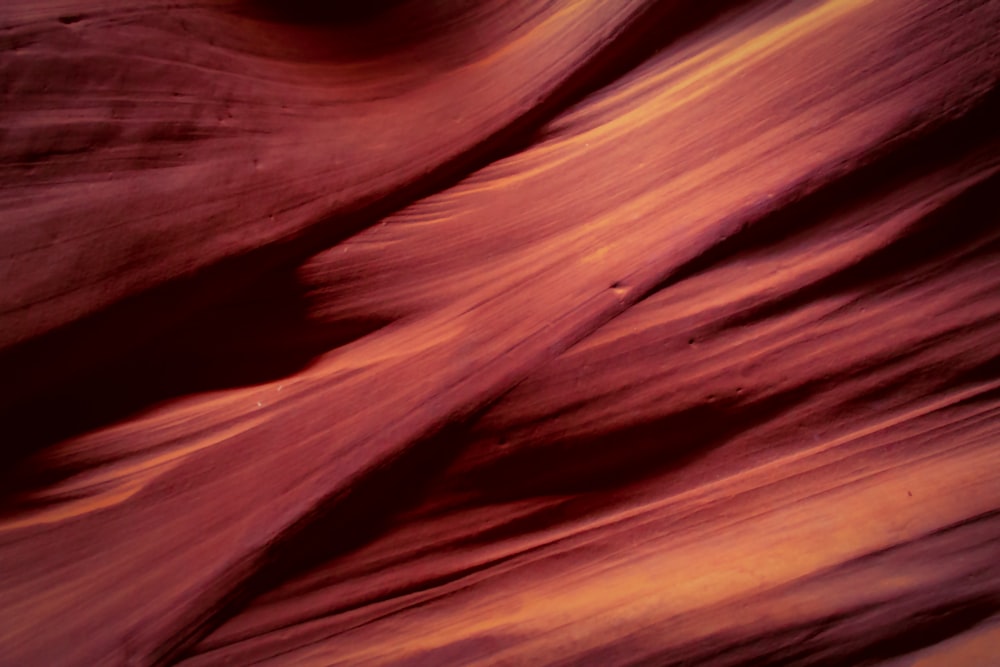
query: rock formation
[{"left": 2, "top": 0, "right": 999, "bottom": 664}]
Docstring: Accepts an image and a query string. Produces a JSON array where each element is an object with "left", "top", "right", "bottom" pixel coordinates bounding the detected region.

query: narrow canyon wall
[{"left": 1, "top": 0, "right": 999, "bottom": 665}]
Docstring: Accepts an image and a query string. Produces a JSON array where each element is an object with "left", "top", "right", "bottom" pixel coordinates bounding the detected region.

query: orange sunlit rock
[{"left": 1, "top": 0, "right": 999, "bottom": 665}]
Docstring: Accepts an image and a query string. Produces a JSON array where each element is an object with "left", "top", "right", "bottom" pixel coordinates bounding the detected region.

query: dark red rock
[{"left": 1, "top": 0, "right": 999, "bottom": 665}]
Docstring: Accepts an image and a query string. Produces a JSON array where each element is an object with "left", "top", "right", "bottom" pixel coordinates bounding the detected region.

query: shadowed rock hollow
[{"left": 1, "top": 0, "right": 999, "bottom": 665}]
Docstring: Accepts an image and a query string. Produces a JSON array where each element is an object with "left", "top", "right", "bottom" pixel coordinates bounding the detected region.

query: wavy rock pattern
[{"left": 1, "top": 0, "right": 999, "bottom": 665}]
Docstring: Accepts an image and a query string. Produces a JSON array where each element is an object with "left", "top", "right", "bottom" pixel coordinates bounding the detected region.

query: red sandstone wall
[{"left": 1, "top": 1, "right": 999, "bottom": 665}]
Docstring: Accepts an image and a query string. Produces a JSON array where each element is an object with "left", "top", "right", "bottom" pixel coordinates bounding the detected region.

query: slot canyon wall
[{"left": 1, "top": 0, "right": 999, "bottom": 664}]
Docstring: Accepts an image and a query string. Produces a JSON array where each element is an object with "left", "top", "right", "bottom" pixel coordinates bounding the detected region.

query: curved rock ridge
[
  {"left": 0, "top": 0, "right": 711, "bottom": 408},
  {"left": 1, "top": 0, "right": 999, "bottom": 665}
]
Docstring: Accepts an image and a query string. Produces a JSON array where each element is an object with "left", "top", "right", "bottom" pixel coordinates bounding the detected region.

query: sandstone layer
[{"left": 2, "top": 0, "right": 999, "bottom": 665}]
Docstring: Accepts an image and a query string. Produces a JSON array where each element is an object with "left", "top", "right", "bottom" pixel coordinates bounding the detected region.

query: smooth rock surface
[{"left": 2, "top": 0, "right": 999, "bottom": 665}]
